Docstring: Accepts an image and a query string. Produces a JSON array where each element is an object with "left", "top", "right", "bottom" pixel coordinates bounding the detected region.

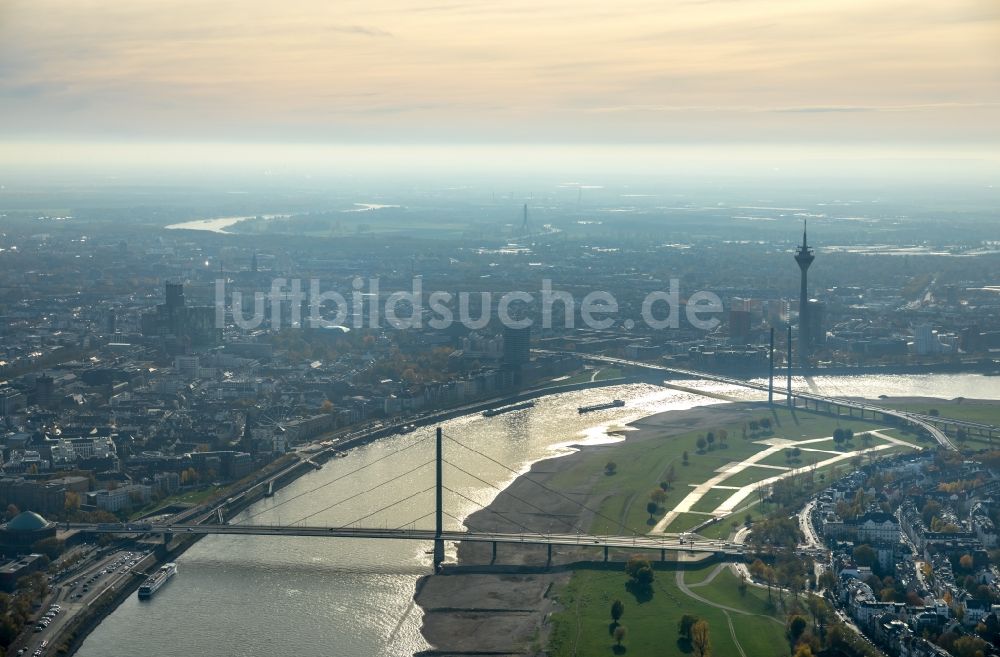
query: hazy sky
[{"left": 1, "top": 0, "right": 999, "bottom": 153}]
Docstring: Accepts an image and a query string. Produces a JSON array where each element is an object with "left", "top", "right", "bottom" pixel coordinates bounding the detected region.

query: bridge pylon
[
  {"left": 786, "top": 323, "right": 793, "bottom": 407},
  {"left": 433, "top": 426, "right": 445, "bottom": 570},
  {"left": 768, "top": 326, "right": 775, "bottom": 405}
]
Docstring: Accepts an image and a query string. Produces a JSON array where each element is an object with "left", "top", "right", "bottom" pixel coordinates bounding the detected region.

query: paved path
[
  {"left": 674, "top": 567, "right": 784, "bottom": 657},
  {"left": 652, "top": 429, "right": 917, "bottom": 533}
]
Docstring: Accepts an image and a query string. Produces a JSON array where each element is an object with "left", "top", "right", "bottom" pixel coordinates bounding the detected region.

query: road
[
  {"left": 67, "top": 523, "right": 747, "bottom": 555},
  {"left": 10, "top": 547, "right": 156, "bottom": 657},
  {"left": 554, "top": 351, "right": 969, "bottom": 452}
]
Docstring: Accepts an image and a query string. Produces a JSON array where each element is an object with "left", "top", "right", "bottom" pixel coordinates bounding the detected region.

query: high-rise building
[
  {"left": 165, "top": 282, "right": 185, "bottom": 309},
  {"left": 502, "top": 326, "right": 531, "bottom": 386},
  {"left": 729, "top": 309, "right": 752, "bottom": 345},
  {"left": 794, "top": 222, "right": 815, "bottom": 366},
  {"left": 141, "top": 282, "right": 220, "bottom": 349},
  {"left": 502, "top": 326, "right": 531, "bottom": 367},
  {"left": 807, "top": 299, "right": 826, "bottom": 347}
]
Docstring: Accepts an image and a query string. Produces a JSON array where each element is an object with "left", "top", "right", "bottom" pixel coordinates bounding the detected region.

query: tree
[
  {"left": 610, "top": 599, "right": 624, "bottom": 623},
  {"left": 760, "top": 417, "right": 771, "bottom": 430},
  {"left": 32, "top": 537, "right": 64, "bottom": 560},
  {"left": 959, "top": 554, "right": 974, "bottom": 571},
  {"left": 788, "top": 615, "right": 808, "bottom": 647},
  {"left": 65, "top": 491, "right": 81, "bottom": 512},
  {"left": 682, "top": 451, "right": 689, "bottom": 465},
  {"left": 852, "top": 544, "right": 877, "bottom": 568},
  {"left": 613, "top": 625, "right": 627, "bottom": 647},
  {"left": 626, "top": 556, "right": 654, "bottom": 589},
  {"left": 647, "top": 501, "right": 659, "bottom": 521},
  {"left": 691, "top": 619, "right": 711, "bottom": 657},
  {"left": 650, "top": 488, "right": 667, "bottom": 505},
  {"left": 717, "top": 429, "right": 728, "bottom": 446},
  {"left": 678, "top": 613, "right": 699, "bottom": 640},
  {"left": 696, "top": 437, "right": 707, "bottom": 452},
  {"left": 5, "top": 504, "right": 18, "bottom": 521},
  {"left": 605, "top": 461, "right": 617, "bottom": 476},
  {"left": 706, "top": 432, "right": 715, "bottom": 449}
]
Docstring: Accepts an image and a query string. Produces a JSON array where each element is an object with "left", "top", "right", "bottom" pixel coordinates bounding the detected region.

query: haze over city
[{"left": 1, "top": 3, "right": 999, "bottom": 657}]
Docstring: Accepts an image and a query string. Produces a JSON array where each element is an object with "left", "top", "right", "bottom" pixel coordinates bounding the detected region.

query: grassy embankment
[
  {"left": 546, "top": 405, "right": 924, "bottom": 656},
  {"left": 877, "top": 399, "right": 1000, "bottom": 449},
  {"left": 546, "top": 407, "right": 903, "bottom": 537}
]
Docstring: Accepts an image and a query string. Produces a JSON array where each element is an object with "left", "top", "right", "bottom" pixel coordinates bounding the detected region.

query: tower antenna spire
[{"left": 803, "top": 219, "right": 808, "bottom": 248}]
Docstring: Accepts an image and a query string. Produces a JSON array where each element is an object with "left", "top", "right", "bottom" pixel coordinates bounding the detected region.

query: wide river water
[{"left": 76, "top": 374, "right": 1000, "bottom": 657}]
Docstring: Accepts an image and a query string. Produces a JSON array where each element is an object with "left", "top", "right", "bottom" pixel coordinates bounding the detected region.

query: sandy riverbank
[{"left": 413, "top": 400, "right": 770, "bottom": 656}]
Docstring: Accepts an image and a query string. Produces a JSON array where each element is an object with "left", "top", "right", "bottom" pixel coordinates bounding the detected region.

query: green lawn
[
  {"left": 721, "top": 466, "right": 788, "bottom": 488},
  {"left": 877, "top": 399, "right": 1000, "bottom": 425},
  {"left": 544, "top": 406, "right": 906, "bottom": 655},
  {"left": 689, "top": 487, "right": 737, "bottom": 514},
  {"left": 130, "top": 485, "right": 224, "bottom": 519},
  {"left": 877, "top": 399, "right": 1000, "bottom": 448},
  {"left": 546, "top": 408, "right": 890, "bottom": 536},
  {"left": 549, "top": 566, "right": 789, "bottom": 657},
  {"left": 594, "top": 367, "right": 624, "bottom": 381}
]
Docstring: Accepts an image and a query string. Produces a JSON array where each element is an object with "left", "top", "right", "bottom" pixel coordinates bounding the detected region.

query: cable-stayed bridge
[
  {"left": 70, "top": 428, "right": 746, "bottom": 569},
  {"left": 70, "top": 361, "right": 994, "bottom": 570}
]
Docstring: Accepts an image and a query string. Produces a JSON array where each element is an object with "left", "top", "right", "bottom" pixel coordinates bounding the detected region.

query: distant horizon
[{"left": 2, "top": 140, "right": 999, "bottom": 186}]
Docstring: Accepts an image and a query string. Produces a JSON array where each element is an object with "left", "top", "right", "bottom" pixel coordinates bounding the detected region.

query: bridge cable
[
  {"left": 239, "top": 434, "right": 433, "bottom": 523},
  {"left": 394, "top": 511, "right": 435, "bottom": 531},
  {"left": 443, "top": 460, "right": 585, "bottom": 534},
  {"left": 280, "top": 458, "right": 436, "bottom": 527},
  {"left": 442, "top": 432, "right": 643, "bottom": 537},
  {"left": 333, "top": 484, "right": 436, "bottom": 529},
  {"left": 440, "top": 483, "right": 539, "bottom": 535}
]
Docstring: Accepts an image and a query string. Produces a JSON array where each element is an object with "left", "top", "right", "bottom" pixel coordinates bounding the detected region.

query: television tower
[
  {"left": 794, "top": 220, "right": 815, "bottom": 367},
  {"left": 521, "top": 203, "right": 531, "bottom": 238}
]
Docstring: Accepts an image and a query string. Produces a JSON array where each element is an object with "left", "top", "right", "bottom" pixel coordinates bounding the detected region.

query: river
[{"left": 75, "top": 374, "right": 1000, "bottom": 657}]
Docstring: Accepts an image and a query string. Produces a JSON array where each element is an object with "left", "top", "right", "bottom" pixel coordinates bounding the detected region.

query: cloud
[{"left": 329, "top": 25, "right": 393, "bottom": 37}]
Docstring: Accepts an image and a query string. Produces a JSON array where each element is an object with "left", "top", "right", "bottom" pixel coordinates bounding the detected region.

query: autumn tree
[{"left": 691, "top": 619, "right": 711, "bottom": 657}]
